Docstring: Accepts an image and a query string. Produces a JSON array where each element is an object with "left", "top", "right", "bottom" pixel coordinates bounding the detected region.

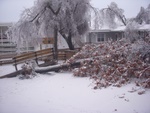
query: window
[
  {"left": 113, "top": 33, "right": 118, "bottom": 41},
  {"left": 97, "top": 33, "right": 104, "bottom": 42}
]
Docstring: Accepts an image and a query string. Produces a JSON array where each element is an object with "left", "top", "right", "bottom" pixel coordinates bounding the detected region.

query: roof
[
  {"left": 0, "top": 22, "right": 13, "bottom": 27},
  {"left": 138, "top": 24, "right": 150, "bottom": 31},
  {"left": 89, "top": 26, "right": 125, "bottom": 33},
  {"left": 89, "top": 29, "right": 111, "bottom": 33},
  {"left": 112, "top": 26, "right": 126, "bottom": 32},
  {"left": 90, "top": 24, "right": 150, "bottom": 32}
]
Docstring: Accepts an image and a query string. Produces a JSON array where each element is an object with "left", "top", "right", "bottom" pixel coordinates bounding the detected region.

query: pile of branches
[{"left": 66, "top": 39, "right": 150, "bottom": 89}]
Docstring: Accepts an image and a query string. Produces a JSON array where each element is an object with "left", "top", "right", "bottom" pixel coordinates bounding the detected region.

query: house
[
  {"left": 85, "top": 26, "right": 125, "bottom": 43},
  {"left": 0, "top": 22, "right": 17, "bottom": 54},
  {"left": 137, "top": 24, "right": 150, "bottom": 39},
  {"left": 85, "top": 24, "right": 150, "bottom": 43},
  {"left": 0, "top": 22, "right": 37, "bottom": 54}
]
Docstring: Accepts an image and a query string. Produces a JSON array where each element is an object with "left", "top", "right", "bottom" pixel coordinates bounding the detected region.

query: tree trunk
[
  {"left": 66, "top": 36, "right": 75, "bottom": 50},
  {"left": 35, "top": 62, "right": 80, "bottom": 73},
  {"left": 0, "top": 70, "right": 22, "bottom": 79},
  {"left": 54, "top": 26, "right": 58, "bottom": 60},
  {"left": 67, "top": 31, "right": 74, "bottom": 50},
  {"left": 0, "top": 62, "right": 81, "bottom": 78},
  {"left": 59, "top": 31, "right": 75, "bottom": 50}
]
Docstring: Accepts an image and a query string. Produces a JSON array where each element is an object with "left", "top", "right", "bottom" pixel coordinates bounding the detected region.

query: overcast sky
[{"left": 0, "top": 0, "right": 149, "bottom": 23}]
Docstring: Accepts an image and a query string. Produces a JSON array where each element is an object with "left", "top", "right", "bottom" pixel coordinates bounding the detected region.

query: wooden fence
[
  {"left": 13, "top": 48, "right": 54, "bottom": 70},
  {"left": 0, "top": 53, "right": 16, "bottom": 65},
  {"left": 0, "top": 48, "right": 80, "bottom": 71}
]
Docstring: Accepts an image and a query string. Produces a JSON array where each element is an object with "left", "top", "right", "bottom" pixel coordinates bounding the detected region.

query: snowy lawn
[{"left": 0, "top": 65, "right": 150, "bottom": 113}]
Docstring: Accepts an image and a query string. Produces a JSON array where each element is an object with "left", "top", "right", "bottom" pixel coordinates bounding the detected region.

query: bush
[{"left": 19, "top": 60, "right": 37, "bottom": 79}]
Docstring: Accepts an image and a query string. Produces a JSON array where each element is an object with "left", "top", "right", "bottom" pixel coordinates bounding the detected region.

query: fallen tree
[
  {"left": 66, "top": 39, "right": 150, "bottom": 89},
  {"left": 0, "top": 61, "right": 81, "bottom": 79},
  {"left": 0, "top": 70, "right": 22, "bottom": 79},
  {"left": 35, "top": 62, "right": 81, "bottom": 73}
]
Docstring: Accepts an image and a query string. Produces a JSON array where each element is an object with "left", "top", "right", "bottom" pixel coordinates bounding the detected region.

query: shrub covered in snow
[
  {"left": 66, "top": 38, "right": 150, "bottom": 89},
  {"left": 19, "top": 60, "right": 37, "bottom": 79}
]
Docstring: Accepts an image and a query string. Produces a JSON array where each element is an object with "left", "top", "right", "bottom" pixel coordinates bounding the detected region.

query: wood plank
[
  {"left": 13, "top": 54, "right": 36, "bottom": 62},
  {"left": 14, "top": 53, "right": 34, "bottom": 60},
  {"left": 36, "top": 51, "right": 51, "bottom": 56},
  {"left": 0, "top": 53, "right": 16, "bottom": 59}
]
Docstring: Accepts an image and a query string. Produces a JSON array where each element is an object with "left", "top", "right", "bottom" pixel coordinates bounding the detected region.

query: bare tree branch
[
  {"left": 30, "top": 7, "right": 46, "bottom": 22},
  {"left": 102, "top": 7, "right": 127, "bottom": 26},
  {"left": 47, "top": 2, "right": 62, "bottom": 15},
  {"left": 30, "top": 2, "right": 62, "bottom": 22}
]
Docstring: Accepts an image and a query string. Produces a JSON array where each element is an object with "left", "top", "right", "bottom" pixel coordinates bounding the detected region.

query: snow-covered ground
[{"left": 0, "top": 64, "right": 150, "bottom": 113}]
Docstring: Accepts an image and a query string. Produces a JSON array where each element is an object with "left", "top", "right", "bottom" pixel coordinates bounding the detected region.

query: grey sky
[
  {"left": 0, "top": 0, "right": 34, "bottom": 22},
  {"left": 91, "top": 0, "right": 149, "bottom": 18},
  {"left": 0, "top": 0, "right": 149, "bottom": 23}
]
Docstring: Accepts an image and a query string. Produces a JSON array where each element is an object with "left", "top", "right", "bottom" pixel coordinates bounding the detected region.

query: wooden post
[
  {"left": 64, "top": 51, "right": 67, "bottom": 61},
  {"left": 13, "top": 58, "right": 18, "bottom": 71},
  {"left": 34, "top": 52, "right": 38, "bottom": 65},
  {"left": 54, "top": 27, "right": 58, "bottom": 61},
  {"left": 51, "top": 48, "right": 55, "bottom": 59},
  {"left": 0, "top": 61, "right": 2, "bottom": 66}
]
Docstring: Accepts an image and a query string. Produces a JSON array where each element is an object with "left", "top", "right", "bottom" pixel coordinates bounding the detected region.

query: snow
[
  {"left": 112, "top": 26, "right": 126, "bottom": 31},
  {"left": 0, "top": 65, "right": 150, "bottom": 113},
  {"left": 90, "top": 26, "right": 126, "bottom": 32},
  {"left": 90, "top": 24, "right": 150, "bottom": 32},
  {"left": 139, "top": 24, "right": 150, "bottom": 31}
]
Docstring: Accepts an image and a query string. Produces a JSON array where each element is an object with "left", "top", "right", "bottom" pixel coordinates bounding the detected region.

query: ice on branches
[{"left": 66, "top": 39, "right": 150, "bottom": 89}]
